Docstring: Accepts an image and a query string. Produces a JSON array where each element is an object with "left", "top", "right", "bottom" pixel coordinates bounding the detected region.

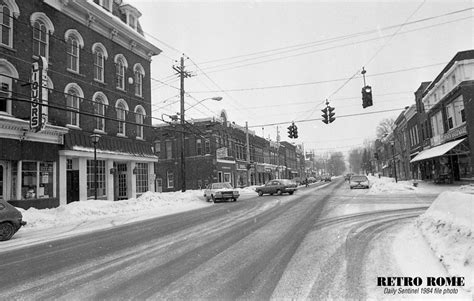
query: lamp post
[
  {"left": 179, "top": 96, "right": 222, "bottom": 192},
  {"left": 390, "top": 141, "right": 398, "bottom": 183},
  {"left": 90, "top": 134, "right": 101, "bottom": 200}
]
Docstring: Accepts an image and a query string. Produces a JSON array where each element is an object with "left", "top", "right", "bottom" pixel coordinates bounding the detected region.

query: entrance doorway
[
  {"left": 66, "top": 170, "right": 79, "bottom": 203},
  {"left": 156, "top": 177, "right": 163, "bottom": 192},
  {"left": 114, "top": 163, "right": 127, "bottom": 200}
]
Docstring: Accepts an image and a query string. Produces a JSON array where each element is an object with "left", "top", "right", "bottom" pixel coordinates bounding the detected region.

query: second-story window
[
  {"left": 33, "top": 20, "right": 47, "bottom": 58},
  {"left": 135, "top": 106, "right": 145, "bottom": 139},
  {"left": 94, "top": 93, "right": 107, "bottom": 132},
  {"left": 66, "top": 37, "right": 79, "bottom": 72},
  {"left": 1, "top": 4, "right": 12, "bottom": 47},
  {"left": 134, "top": 64, "right": 144, "bottom": 97},
  {"left": 165, "top": 141, "right": 172, "bottom": 159},
  {"left": 196, "top": 139, "right": 202, "bottom": 155},
  {"left": 205, "top": 139, "right": 210, "bottom": 154},
  {"left": 94, "top": 50, "right": 104, "bottom": 81},
  {"left": 116, "top": 100, "right": 128, "bottom": 136},
  {"left": 66, "top": 87, "right": 80, "bottom": 126}
]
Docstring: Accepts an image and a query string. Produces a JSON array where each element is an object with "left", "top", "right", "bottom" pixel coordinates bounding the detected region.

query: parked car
[
  {"left": 255, "top": 179, "right": 297, "bottom": 196},
  {"left": 349, "top": 175, "right": 370, "bottom": 189},
  {"left": 204, "top": 182, "right": 240, "bottom": 202},
  {"left": 0, "top": 200, "right": 26, "bottom": 241},
  {"left": 322, "top": 174, "right": 332, "bottom": 182},
  {"left": 307, "top": 177, "right": 317, "bottom": 183}
]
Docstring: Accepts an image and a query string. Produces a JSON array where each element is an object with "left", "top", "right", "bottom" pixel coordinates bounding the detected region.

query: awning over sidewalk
[{"left": 410, "top": 138, "right": 465, "bottom": 163}]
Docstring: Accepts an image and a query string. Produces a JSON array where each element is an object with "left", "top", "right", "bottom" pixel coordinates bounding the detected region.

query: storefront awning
[{"left": 410, "top": 138, "right": 465, "bottom": 163}]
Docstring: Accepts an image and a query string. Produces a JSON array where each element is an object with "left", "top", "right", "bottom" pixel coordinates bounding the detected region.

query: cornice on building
[{"left": 44, "top": 0, "right": 162, "bottom": 61}]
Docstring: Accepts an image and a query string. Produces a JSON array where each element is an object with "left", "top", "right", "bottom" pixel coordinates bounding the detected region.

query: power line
[
  {"left": 197, "top": 7, "right": 472, "bottom": 67},
  {"left": 249, "top": 107, "right": 407, "bottom": 128}
]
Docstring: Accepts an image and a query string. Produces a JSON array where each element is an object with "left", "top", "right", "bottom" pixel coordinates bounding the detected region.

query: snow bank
[
  {"left": 367, "top": 175, "right": 417, "bottom": 194},
  {"left": 416, "top": 191, "right": 474, "bottom": 292},
  {"left": 19, "top": 190, "right": 208, "bottom": 230}
]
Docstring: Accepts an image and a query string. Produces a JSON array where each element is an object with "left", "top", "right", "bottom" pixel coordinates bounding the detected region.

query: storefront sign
[
  {"left": 442, "top": 124, "right": 467, "bottom": 143},
  {"left": 30, "top": 57, "right": 48, "bottom": 132},
  {"left": 216, "top": 147, "right": 228, "bottom": 159}
]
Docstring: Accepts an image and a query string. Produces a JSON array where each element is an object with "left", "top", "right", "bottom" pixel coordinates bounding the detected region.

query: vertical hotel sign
[{"left": 30, "top": 56, "right": 48, "bottom": 132}]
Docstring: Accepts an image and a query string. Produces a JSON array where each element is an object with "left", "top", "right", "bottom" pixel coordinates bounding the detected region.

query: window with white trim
[
  {"left": 135, "top": 163, "right": 148, "bottom": 195},
  {"left": 66, "top": 88, "right": 80, "bottom": 126},
  {"left": 115, "top": 56, "right": 127, "bottom": 90},
  {"left": 167, "top": 171, "right": 174, "bottom": 188},
  {"left": 92, "top": 43, "right": 107, "bottom": 82},
  {"left": 66, "top": 36, "right": 80, "bottom": 72},
  {"left": 116, "top": 100, "right": 127, "bottom": 135},
  {"left": 135, "top": 106, "right": 145, "bottom": 139},
  {"left": 94, "top": 95, "right": 106, "bottom": 131},
  {"left": 1, "top": 4, "right": 13, "bottom": 47},
  {"left": 33, "top": 20, "right": 47, "bottom": 58},
  {"left": 0, "top": 59, "right": 18, "bottom": 115},
  {"left": 446, "top": 104, "right": 454, "bottom": 130},
  {"left": 134, "top": 64, "right": 144, "bottom": 97},
  {"left": 453, "top": 96, "right": 465, "bottom": 125},
  {"left": 87, "top": 159, "right": 106, "bottom": 198}
]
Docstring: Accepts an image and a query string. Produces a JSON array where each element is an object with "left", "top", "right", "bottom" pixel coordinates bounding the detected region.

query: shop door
[
  {"left": 117, "top": 163, "right": 127, "bottom": 200},
  {"left": 66, "top": 170, "right": 79, "bottom": 203},
  {"left": 0, "top": 163, "right": 5, "bottom": 200},
  {"left": 156, "top": 178, "right": 163, "bottom": 192}
]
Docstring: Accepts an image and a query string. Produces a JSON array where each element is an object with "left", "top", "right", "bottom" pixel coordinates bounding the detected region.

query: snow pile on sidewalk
[
  {"left": 20, "top": 190, "right": 209, "bottom": 230},
  {"left": 416, "top": 191, "right": 474, "bottom": 292},
  {"left": 367, "top": 175, "right": 417, "bottom": 194}
]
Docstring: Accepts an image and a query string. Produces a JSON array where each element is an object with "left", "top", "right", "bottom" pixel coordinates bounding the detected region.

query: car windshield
[
  {"left": 351, "top": 176, "right": 368, "bottom": 182},
  {"left": 280, "top": 180, "right": 293, "bottom": 185},
  {"left": 212, "top": 183, "right": 233, "bottom": 189}
]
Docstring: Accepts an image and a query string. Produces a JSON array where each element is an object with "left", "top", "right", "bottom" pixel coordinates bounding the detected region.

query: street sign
[{"left": 30, "top": 56, "right": 48, "bottom": 132}]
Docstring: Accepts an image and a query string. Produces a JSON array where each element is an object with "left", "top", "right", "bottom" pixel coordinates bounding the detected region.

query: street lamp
[
  {"left": 180, "top": 96, "right": 222, "bottom": 192},
  {"left": 90, "top": 134, "right": 101, "bottom": 200}
]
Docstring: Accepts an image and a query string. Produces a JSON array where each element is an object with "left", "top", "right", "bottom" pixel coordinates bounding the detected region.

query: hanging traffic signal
[
  {"left": 287, "top": 124, "right": 293, "bottom": 138},
  {"left": 321, "top": 107, "right": 329, "bottom": 124},
  {"left": 293, "top": 123, "right": 298, "bottom": 138},
  {"left": 362, "top": 85, "right": 373, "bottom": 108},
  {"left": 327, "top": 106, "right": 335, "bottom": 123}
]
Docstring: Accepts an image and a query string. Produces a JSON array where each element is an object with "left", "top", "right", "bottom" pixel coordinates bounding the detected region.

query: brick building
[
  {"left": 410, "top": 50, "right": 474, "bottom": 182},
  {"left": 0, "top": 0, "right": 161, "bottom": 208},
  {"left": 152, "top": 111, "right": 302, "bottom": 192}
]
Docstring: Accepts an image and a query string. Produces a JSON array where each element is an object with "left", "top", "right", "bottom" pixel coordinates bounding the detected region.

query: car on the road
[
  {"left": 322, "top": 174, "right": 332, "bottom": 182},
  {"left": 255, "top": 179, "right": 297, "bottom": 196},
  {"left": 204, "top": 182, "right": 240, "bottom": 202},
  {"left": 0, "top": 200, "right": 26, "bottom": 241},
  {"left": 307, "top": 176, "right": 317, "bottom": 183},
  {"left": 349, "top": 175, "right": 370, "bottom": 189}
]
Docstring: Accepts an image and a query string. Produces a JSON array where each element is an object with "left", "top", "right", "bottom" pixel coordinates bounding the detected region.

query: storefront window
[
  {"left": 87, "top": 160, "right": 106, "bottom": 198},
  {"left": 136, "top": 163, "right": 148, "bottom": 195},
  {"left": 458, "top": 155, "right": 471, "bottom": 179},
  {"left": 21, "top": 161, "right": 54, "bottom": 199}
]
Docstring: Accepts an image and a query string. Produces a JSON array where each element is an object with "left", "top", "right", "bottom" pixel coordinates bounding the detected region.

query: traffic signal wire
[{"left": 249, "top": 107, "right": 408, "bottom": 128}]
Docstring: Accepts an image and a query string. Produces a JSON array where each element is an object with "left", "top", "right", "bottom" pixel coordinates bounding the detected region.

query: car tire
[
  {"left": 257, "top": 190, "right": 263, "bottom": 196},
  {"left": 0, "top": 222, "right": 15, "bottom": 241},
  {"left": 276, "top": 189, "right": 282, "bottom": 196},
  {"left": 232, "top": 198, "right": 237, "bottom": 202},
  {"left": 289, "top": 191, "right": 294, "bottom": 195}
]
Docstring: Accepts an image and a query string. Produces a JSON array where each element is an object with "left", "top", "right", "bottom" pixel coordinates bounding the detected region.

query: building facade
[
  {"left": 0, "top": 0, "right": 161, "bottom": 208},
  {"left": 153, "top": 111, "right": 302, "bottom": 192}
]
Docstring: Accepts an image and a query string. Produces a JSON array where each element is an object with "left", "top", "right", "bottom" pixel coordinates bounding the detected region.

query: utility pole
[{"left": 173, "top": 55, "right": 193, "bottom": 192}]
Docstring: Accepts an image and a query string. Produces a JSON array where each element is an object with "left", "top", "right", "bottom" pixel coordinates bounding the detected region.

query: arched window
[
  {"left": 65, "top": 29, "right": 84, "bottom": 73},
  {"left": 0, "top": 58, "right": 19, "bottom": 115},
  {"left": 30, "top": 13, "right": 54, "bottom": 60},
  {"left": 0, "top": 0, "right": 19, "bottom": 48},
  {"left": 134, "top": 63, "right": 145, "bottom": 97},
  {"left": 92, "top": 43, "right": 108, "bottom": 82},
  {"left": 93, "top": 92, "right": 108, "bottom": 132},
  {"left": 135, "top": 105, "right": 145, "bottom": 139},
  {"left": 115, "top": 99, "right": 129, "bottom": 136},
  {"left": 114, "top": 54, "right": 128, "bottom": 90},
  {"left": 64, "top": 83, "right": 83, "bottom": 127}
]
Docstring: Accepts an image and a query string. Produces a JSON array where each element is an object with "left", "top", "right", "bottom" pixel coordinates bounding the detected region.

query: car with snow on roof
[{"left": 204, "top": 182, "right": 240, "bottom": 203}]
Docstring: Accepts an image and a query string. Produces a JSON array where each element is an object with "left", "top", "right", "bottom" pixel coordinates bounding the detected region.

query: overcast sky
[{"left": 128, "top": 0, "right": 473, "bottom": 155}]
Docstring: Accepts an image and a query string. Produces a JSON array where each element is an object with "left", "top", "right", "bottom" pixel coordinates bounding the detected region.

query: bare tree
[{"left": 376, "top": 117, "right": 395, "bottom": 139}]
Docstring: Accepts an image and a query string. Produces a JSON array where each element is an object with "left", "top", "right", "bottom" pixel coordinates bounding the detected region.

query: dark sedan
[
  {"left": 255, "top": 179, "right": 297, "bottom": 196},
  {"left": 0, "top": 199, "right": 26, "bottom": 241}
]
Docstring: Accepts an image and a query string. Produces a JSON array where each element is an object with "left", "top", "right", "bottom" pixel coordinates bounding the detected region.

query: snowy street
[{"left": 1, "top": 177, "right": 472, "bottom": 299}]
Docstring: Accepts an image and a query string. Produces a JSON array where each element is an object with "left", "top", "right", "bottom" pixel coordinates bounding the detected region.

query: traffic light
[
  {"left": 321, "top": 107, "right": 329, "bottom": 124},
  {"left": 287, "top": 124, "right": 294, "bottom": 138},
  {"left": 362, "top": 85, "right": 373, "bottom": 108},
  {"left": 293, "top": 123, "right": 298, "bottom": 138},
  {"left": 327, "top": 106, "right": 335, "bottom": 123}
]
